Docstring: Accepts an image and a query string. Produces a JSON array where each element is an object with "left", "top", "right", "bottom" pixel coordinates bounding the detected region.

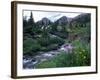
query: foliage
[
  {"left": 36, "top": 60, "right": 57, "bottom": 68},
  {"left": 36, "top": 35, "right": 65, "bottom": 50},
  {"left": 23, "top": 38, "right": 41, "bottom": 55},
  {"left": 36, "top": 40, "right": 90, "bottom": 68},
  {"left": 23, "top": 12, "right": 91, "bottom": 68},
  {"left": 72, "top": 40, "right": 91, "bottom": 66},
  {"left": 36, "top": 36, "right": 64, "bottom": 52}
]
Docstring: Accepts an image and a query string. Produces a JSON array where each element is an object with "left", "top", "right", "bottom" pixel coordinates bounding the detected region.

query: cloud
[{"left": 23, "top": 10, "right": 81, "bottom": 22}]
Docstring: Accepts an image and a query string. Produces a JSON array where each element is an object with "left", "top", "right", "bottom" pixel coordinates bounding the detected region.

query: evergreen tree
[
  {"left": 23, "top": 16, "right": 28, "bottom": 27},
  {"left": 28, "top": 11, "right": 34, "bottom": 26},
  {"left": 23, "top": 16, "right": 27, "bottom": 33},
  {"left": 26, "top": 11, "right": 35, "bottom": 35}
]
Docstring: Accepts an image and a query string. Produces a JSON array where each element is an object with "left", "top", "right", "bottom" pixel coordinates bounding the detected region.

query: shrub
[
  {"left": 47, "top": 44, "right": 59, "bottom": 50},
  {"left": 40, "top": 44, "right": 59, "bottom": 52},
  {"left": 36, "top": 60, "right": 57, "bottom": 68},
  {"left": 37, "top": 37, "right": 50, "bottom": 46},
  {"left": 72, "top": 40, "right": 91, "bottom": 66},
  {"left": 36, "top": 40, "right": 91, "bottom": 68},
  {"left": 49, "top": 36, "right": 65, "bottom": 45},
  {"left": 53, "top": 52, "right": 73, "bottom": 67},
  {"left": 37, "top": 36, "right": 64, "bottom": 46},
  {"left": 23, "top": 38, "right": 41, "bottom": 55},
  {"left": 36, "top": 52, "right": 75, "bottom": 68}
]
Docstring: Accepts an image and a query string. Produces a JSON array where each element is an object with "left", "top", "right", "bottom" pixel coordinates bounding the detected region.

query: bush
[
  {"left": 37, "top": 36, "right": 64, "bottom": 46},
  {"left": 40, "top": 44, "right": 58, "bottom": 52},
  {"left": 72, "top": 40, "right": 91, "bottom": 66},
  {"left": 49, "top": 36, "right": 65, "bottom": 45},
  {"left": 36, "top": 60, "right": 57, "bottom": 68},
  {"left": 53, "top": 52, "right": 73, "bottom": 67},
  {"left": 47, "top": 44, "right": 59, "bottom": 50},
  {"left": 37, "top": 37, "right": 50, "bottom": 46},
  {"left": 52, "top": 32, "right": 68, "bottom": 39},
  {"left": 36, "top": 52, "right": 75, "bottom": 68},
  {"left": 36, "top": 40, "right": 91, "bottom": 68},
  {"left": 23, "top": 38, "right": 41, "bottom": 55}
]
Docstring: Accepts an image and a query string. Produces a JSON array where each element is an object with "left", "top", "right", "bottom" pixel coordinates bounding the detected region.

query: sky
[{"left": 23, "top": 10, "right": 82, "bottom": 22}]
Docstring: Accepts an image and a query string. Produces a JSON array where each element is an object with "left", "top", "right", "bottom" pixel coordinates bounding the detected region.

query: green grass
[{"left": 36, "top": 40, "right": 91, "bottom": 68}]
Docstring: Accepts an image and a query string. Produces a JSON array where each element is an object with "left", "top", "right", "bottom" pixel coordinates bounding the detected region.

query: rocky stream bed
[{"left": 23, "top": 43, "right": 73, "bottom": 69}]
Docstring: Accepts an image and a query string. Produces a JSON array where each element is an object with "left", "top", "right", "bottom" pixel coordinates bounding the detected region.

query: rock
[
  {"left": 42, "top": 53, "right": 53, "bottom": 57},
  {"left": 23, "top": 43, "right": 74, "bottom": 69},
  {"left": 59, "top": 43, "right": 73, "bottom": 53},
  {"left": 40, "top": 59, "right": 47, "bottom": 62}
]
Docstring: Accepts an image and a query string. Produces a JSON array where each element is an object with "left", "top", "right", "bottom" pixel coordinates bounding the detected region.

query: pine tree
[
  {"left": 26, "top": 11, "right": 35, "bottom": 35},
  {"left": 28, "top": 11, "right": 34, "bottom": 26},
  {"left": 23, "top": 16, "right": 28, "bottom": 27}
]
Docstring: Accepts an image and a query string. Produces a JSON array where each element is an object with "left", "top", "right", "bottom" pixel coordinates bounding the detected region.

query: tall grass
[{"left": 36, "top": 40, "right": 90, "bottom": 68}]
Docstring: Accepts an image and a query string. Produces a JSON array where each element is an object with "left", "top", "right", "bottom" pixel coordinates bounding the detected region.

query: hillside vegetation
[{"left": 23, "top": 12, "right": 91, "bottom": 68}]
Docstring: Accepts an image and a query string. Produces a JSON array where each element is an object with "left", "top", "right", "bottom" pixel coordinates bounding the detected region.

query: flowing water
[{"left": 23, "top": 43, "right": 73, "bottom": 69}]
